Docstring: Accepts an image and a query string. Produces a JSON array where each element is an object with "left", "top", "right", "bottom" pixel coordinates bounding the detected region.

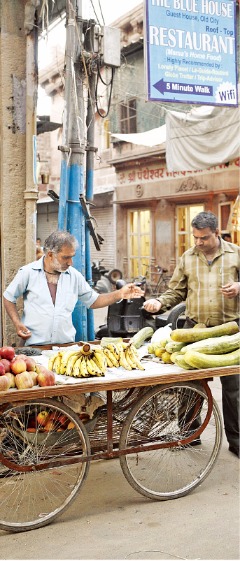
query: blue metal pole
[
  {"left": 85, "top": 59, "right": 96, "bottom": 341},
  {"left": 58, "top": 158, "right": 69, "bottom": 231},
  {"left": 68, "top": 162, "right": 87, "bottom": 341},
  {"left": 58, "top": 0, "right": 88, "bottom": 341}
]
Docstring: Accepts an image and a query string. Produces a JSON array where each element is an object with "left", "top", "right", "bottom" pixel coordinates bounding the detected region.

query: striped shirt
[{"left": 158, "top": 239, "right": 240, "bottom": 327}]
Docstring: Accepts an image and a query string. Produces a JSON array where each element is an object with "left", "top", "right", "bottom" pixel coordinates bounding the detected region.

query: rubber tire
[
  {"left": 108, "top": 269, "right": 123, "bottom": 285},
  {"left": 119, "top": 382, "right": 222, "bottom": 500},
  {"left": 167, "top": 302, "right": 186, "bottom": 330},
  {"left": 0, "top": 399, "right": 90, "bottom": 532}
]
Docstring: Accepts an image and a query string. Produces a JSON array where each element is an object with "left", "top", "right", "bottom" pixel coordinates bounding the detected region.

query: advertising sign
[{"left": 145, "top": 0, "right": 238, "bottom": 106}]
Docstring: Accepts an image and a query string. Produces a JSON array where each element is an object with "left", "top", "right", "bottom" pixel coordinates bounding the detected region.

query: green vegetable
[
  {"left": 184, "top": 348, "right": 240, "bottom": 369},
  {"left": 165, "top": 341, "right": 187, "bottom": 354},
  {"left": 131, "top": 327, "right": 154, "bottom": 349},
  {"left": 174, "top": 354, "right": 196, "bottom": 370},
  {"left": 170, "top": 322, "right": 239, "bottom": 343},
  {"left": 181, "top": 332, "right": 240, "bottom": 355}
]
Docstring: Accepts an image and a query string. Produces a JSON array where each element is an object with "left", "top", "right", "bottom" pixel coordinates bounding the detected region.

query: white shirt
[{"left": 3, "top": 257, "right": 98, "bottom": 345}]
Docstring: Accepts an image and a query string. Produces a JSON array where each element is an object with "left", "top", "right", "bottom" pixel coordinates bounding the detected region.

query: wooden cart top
[{"left": 0, "top": 358, "right": 239, "bottom": 404}]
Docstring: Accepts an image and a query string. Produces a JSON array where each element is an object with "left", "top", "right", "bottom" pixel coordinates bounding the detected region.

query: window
[
  {"left": 218, "top": 202, "right": 232, "bottom": 233},
  {"left": 176, "top": 205, "right": 204, "bottom": 257},
  {"left": 120, "top": 98, "right": 137, "bottom": 134},
  {"left": 128, "top": 209, "right": 151, "bottom": 278}
]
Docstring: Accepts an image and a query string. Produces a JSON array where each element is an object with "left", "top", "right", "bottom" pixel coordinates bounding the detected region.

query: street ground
[{"left": 1, "top": 308, "right": 239, "bottom": 561}]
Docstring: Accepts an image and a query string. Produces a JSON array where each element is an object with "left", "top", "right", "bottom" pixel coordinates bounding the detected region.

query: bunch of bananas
[
  {"left": 101, "top": 341, "right": 145, "bottom": 371},
  {"left": 48, "top": 343, "right": 107, "bottom": 378}
]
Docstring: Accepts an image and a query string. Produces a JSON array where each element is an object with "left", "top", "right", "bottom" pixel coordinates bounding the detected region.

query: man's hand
[
  {"left": 119, "top": 283, "right": 145, "bottom": 300},
  {"left": 17, "top": 324, "right": 32, "bottom": 340},
  {"left": 143, "top": 299, "right": 162, "bottom": 313},
  {"left": 220, "top": 282, "right": 240, "bottom": 299}
]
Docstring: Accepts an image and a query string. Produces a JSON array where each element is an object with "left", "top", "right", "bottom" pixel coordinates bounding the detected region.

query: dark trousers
[
  {"left": 220, "top": 374, "right": 239, "bottom": 449},
  {"left": 183, "top": 318, "right": 240, "bottom": 451}
]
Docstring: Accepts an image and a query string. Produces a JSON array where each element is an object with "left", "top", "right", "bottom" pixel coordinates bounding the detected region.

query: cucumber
[
  {"left": 165, "top": 341, "right": 187, "bottom": 354},
  {"left": 171, "top": 321, "right": 239, "bottom": 343},
  {"left": 181, "top": 332, "right": 240, "bottom": 355},
  {"left": 184, "top": 348, "right": 240, "bottom": 369},
  {"left": 101, "top": 337, "right": 123, "bottom": 347},
  {"left": 131, "top": 327, "right": 154, "bottom": 349},
  {"left": 174, "top": 354, "right": 196, "bottom": 370}
]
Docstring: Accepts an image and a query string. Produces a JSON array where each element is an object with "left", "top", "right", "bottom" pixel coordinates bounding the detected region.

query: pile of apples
[
  {"left": 0, "top": 346, "right": 55, "bottom": 392},
  {"left": 26, "top": 410, "right": 74, "bottom": 433}
]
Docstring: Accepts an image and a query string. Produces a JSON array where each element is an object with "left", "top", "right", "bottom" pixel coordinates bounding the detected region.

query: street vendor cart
[{"left": 0, "top": 349, "right": 238, "bottom": 533}]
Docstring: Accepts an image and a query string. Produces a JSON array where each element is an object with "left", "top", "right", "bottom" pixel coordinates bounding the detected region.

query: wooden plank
[{"left": 0, "top": 364, "right": 238, "bottom": 404}]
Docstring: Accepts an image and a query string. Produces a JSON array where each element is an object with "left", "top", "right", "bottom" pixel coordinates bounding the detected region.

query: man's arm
[
  {"left": 90, "top": 283, "right": 144, "bottom": 309},
  {"left": 3, "top": 297, "right": 31, "bottom": 340}
]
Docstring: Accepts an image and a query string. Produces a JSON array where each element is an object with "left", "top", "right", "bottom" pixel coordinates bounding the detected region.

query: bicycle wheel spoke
[
  {"left": 119, "top": 383, "right": 222, "bottom": 500},
  {"left": 0, "top": 399, "right": 90, "bottom": 532}
]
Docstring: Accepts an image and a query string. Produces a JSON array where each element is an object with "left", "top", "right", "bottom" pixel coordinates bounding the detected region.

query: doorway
[{"left": 128, "top": 209, "right": 151, "bottom": 278}]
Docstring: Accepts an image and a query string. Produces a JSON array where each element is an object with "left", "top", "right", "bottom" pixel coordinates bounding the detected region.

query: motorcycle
[
  {"left": 95, "top": 278, "right": 186, "bottom": 338},
  {"left": 91, "top": 260, "right": 123, "bottom": 293}
]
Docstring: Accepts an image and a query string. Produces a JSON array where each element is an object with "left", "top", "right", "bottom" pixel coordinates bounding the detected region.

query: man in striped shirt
[{"left": 144, "top": 211, "right": 240, "bottom": 458}]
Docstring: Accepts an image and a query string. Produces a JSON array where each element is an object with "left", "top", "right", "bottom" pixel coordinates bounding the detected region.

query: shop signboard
[{"left": 145, "top": 0, "right": 238, "bottom": 106}]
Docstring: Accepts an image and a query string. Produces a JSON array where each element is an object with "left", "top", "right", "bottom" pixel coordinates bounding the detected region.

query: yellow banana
[
  {"left": 71, "top": 357, "right": 82, "bottom": 377},
  {"left": 79, "top": 356, "right": 89, "bottom": 377},
  {"left": 87, "top": 358, "right": 102, "bottom": 376},
  {"left": 128, "top": 345, "right": 145, "bottom": 370},
  {"left": 102, "top": 348, "right": 114, "bottom": 367},
  {"left": 119, "top": 349, "right": 132, "bottom": 371},
  {"left": 48, "top": 352, "right": 59, "bottom": 371},
  {"left": 92, "top": 351, "right": 107, "bottom": 374},
  {"left": 106, "top": 343, "right": 121, "bottom": 361},
  {"left": 65, "top": 352, "right": 81, "bottom": 376},
  {"left": 103, "top": 347, "right": 119, "bottom": 367},
  {"left": 61, "top": 349, "right": 81, "bottom": 371},
  {"left": 53, "top": 353, "right": 63, "bottom": 374},
  {"left": 125, "top": 346, "right": 138, "bottom": 369},
  {"left": 85, "top": 357, "right": 96, "bottom": 376}
]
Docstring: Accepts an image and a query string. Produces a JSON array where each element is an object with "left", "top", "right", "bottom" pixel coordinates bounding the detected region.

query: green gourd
[
  {"left": 184, "top": 348, "right": 240, "bottom": 369},
  {"left": 170, "top": 322, "right": 239, "bottom": 343},
  {"left": 180, "top": 332, "right": 240, "bottom": 355},
  {"left": 131, "top": 327, "right": 154, "bottom": 349}
]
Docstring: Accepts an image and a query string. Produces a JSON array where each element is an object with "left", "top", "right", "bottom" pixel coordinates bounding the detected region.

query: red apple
[
  {"left": 36, "top": 411, "right": 49, "bottom": 426},
  {"left": 44, "top": 420, "right": 56, "bottom": 432},
  {"left": 35, "top": 364, "right": 48, "bottom": 375},
  {"left": 15, "top": 371, "right": 34, "bottom": 390},
  {"left": 58, "top": 414, "right": 68, "bottom": 427},
  {"left": 0, "top": 375, "right": 11, "bottom": 392},
  {"left": 0, "top": 358, "right": 11, "bottom": 373},
  {"left": 37, "top": 369, "right": 55, "bottom": 387},
  {"left": 24, "top": 357, "right": 37, "bottom": 371},
  {"left": 0, "top": 346, "right": 15, "bottom": 361},
  {"left": 10, "top": 357, "right": 28, "bottom": 375},
  {"left": 28, "top": 370, "right": 38, "bottom": 385},
  {"left": 0, "top": 363, "right": 6, "bottom": 376},
  {"left": 5, "top": 372, "right": 16, "bottom": 388}
]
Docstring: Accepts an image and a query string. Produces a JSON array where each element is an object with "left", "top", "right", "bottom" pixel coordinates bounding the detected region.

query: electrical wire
[{"left": 97, "top": 0, "right": 105, "bottom": 25}]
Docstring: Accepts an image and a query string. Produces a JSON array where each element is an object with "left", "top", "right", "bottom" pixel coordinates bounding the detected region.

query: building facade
[{"left": 37, "top": 2, "right": 240, "bottom": 282}]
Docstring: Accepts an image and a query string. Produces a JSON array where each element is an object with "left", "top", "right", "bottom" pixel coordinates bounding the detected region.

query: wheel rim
[
  {"left": 0, "top": 399, "right": 90, "bottom": 531},
  {"left": 119, "top": 383, "right": 222, "bottom": 500}
]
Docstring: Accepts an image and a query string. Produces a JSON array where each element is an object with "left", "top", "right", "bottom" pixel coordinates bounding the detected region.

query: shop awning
[
  {"left": 111, "top": 124, "right": 166, "bottom": 148},
  {"left": 111, "top": 105, "right": 240, "bottom": 172}
]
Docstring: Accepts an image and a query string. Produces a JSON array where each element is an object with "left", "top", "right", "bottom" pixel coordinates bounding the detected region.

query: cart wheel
[
  {"left": 119, "top": 382, "right": 222, "bottom": 500},
  {"left": 108, "top": 269, "right": 122, "bottom": 285},
  {"left": 0, "top": 399, "right": 90, "bottom": 532}
]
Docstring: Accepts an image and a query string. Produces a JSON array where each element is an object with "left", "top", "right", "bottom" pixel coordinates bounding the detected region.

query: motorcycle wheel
[
  {"left": 167, "top": 303, "right": 186, "bottom": 329},
  {"left": 108, "top": 269, "right": 123, "bottom": 285}
]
